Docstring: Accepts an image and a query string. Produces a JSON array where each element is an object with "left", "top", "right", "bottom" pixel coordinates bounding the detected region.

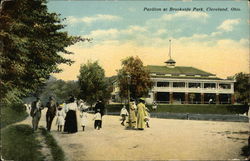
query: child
[
  {"left": 56, "top": 105, "right": 66, "bottom": 132},
  {"left": 145, "top": 106, "right": 150, "bottom": 128},
  {"left": 120, "top": 105, "right": 128, "bottom": 126},
  {"left": 79, "top": 101, "right": 88, "bottom": 131},
  {"left": 93, "top": 109, "right": 102, "bottom": 130},
  {"left": 152, "top": 101, "right": 157, "bottom": 111}
]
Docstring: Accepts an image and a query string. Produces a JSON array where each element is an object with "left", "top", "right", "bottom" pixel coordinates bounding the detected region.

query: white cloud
[
  {"left": 87, "top": 28, "right": 119, "bottom": 39},
  {"left": 67, "top": 16, "right": 79, "bottom": 24},
  {"left": 123, "top": 25, "right": 147, "bottom": 34},
  {"left": 66, "top": 14, "right": 121, "bottom": 25},
  {"left": 155, "top": 29, "right": 168, "bottom": 35},
  {"left": 81, "top": 14, "right": 121, "bottom": 24},
  {"left": 85, "top": 26, "right": 147, "bottom": 42},
  {"left": 161, "top": 11, "right": 209, "bottom": 21},
  {"left": 217, "top": 19, "right": 240, "bottom": 31}
]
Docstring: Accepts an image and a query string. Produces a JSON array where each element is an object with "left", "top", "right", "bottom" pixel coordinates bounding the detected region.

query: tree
[
  {"left": 234, "top": 72, "right": 250, "bottom": 104},
  {"left": 78, "top": 61, "right": 110, "bottom": 106},
  {"left": 38, "top": 77, "right": 80, "bottom": 103},
  {"left": 117, "top": 56, "right": 153, "bottom": 101},
  {"left": 0, "top": 0, "right": 83, "bottom": 103}
]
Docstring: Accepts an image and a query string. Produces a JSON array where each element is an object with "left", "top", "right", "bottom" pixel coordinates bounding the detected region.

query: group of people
[
  {"left": 29, "top": 96, "right": 59, "bottom": 132},
  {"left": 120, "top": 98, "right": 151, "bottom": 130},
  {"left": 30, "top": 96, "right": 106, "bottom": 133}
]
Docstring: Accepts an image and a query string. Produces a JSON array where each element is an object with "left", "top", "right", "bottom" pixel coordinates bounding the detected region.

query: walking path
[{"left": 20, "top": 109, "right": 249, "bottom": 160}]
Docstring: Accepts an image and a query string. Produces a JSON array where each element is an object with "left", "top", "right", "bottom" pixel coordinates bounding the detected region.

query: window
[
  {"left": 188, "top": 83, "right": 201, "bottom": 88},
  {"left": 219, "top": 83, "right": 231, "bottom": 89},
  {"left": 204, "top": 83, "right": 216, "bottom": 88},
  {"left": 157, "top": 82, "right": 169, "bottom": 87},
  {"left": 173, "top": 82, "right": 185, "bottom": 88}
]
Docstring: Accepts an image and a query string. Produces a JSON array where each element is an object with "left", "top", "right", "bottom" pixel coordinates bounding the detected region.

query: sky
[{"left": 47, "top": 0, "right": 249, "bottom": 80}]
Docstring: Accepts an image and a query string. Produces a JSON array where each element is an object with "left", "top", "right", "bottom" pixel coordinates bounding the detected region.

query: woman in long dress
[
  {"left": 129, "top": 100, "right": 137, "bottom": 128},
  {"left": 64, "top": 97, "right": 78, "bottom": 133},
  {"left": 136, "top": 98, "right": 147, "bottom": 130}
]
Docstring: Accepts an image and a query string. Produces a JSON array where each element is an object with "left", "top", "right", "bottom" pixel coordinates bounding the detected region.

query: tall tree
[
  {"left": 0, "top": 0, "right": 83, "bottom": 103},
  {"left": 117, "top": 56, "right": 153, "bottom": 100},
  {"left": 78, "top": 61, "right": 110, "bottom": 106},
  {"left": 234, "top": 72, "right": 250, "bottom": 104},
  {"left": 39, "top": 77, "right": 80, "bottom": 103}
]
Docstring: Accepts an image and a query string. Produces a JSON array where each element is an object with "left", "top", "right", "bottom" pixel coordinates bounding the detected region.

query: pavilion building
[
  {"left": 145, "top": 61, "right": 235, "bottom": 104},
  {"left": 111, "top": 40, "right": 235, "bottom": 104}
]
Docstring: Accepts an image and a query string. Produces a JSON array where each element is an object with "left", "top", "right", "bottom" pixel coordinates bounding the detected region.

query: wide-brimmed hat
[{"left": 139, "top": 98, "right": 145, "bottom": 101}]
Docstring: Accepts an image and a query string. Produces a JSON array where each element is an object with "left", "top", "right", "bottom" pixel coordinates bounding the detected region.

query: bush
[{"left": 106, "top": 104, "right": 249, "bottom": 115}]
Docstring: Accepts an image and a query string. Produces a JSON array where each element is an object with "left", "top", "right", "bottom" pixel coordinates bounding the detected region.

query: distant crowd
[
  {"left": 27, "top": 96, "right": 105, "bottom": 133},
  {"left": 26, "top": 96, "right": 158, "bottom": 133}
]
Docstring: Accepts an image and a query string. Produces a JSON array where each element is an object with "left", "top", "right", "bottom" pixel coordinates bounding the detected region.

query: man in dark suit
[
  {"left": 94, "top": 100, "right": 105, "bottom": 128},
  {"left": 46, "top": 96, "right": 57, "bottom": 131}
]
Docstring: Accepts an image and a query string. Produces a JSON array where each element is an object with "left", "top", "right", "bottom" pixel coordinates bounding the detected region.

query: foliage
[
  {"left": 106, "top": 104, "right": 249, "bottom": 115},
  {"left": 41, "top": 128, "right": 65, "bottom": 161},
  {"left": 0, "top": 0, "right": 83, "bottom": 103},
  {"left": 234, "top": 72, "right": 250, "bottom": 104},
  {"left": 1, "top": 125, "right": 44, "bottom": 161},
  {"left": 1, "top": 103, "right": 28, "bottom": 128},
  {"left": 117, "top": 56, "right": 153, "bottom": 100},
  {"left": 78, "top": 61, "right": 111, "bottom": 106},
  {"left": 39, "top": 77, "right": 80, "bottom": 103}
]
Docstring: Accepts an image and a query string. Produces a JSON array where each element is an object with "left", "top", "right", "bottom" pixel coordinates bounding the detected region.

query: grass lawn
[
  {"left": 1, "top": 103, "right": 28, "bottom": 128},
  {"left": 1, "top": 124, "right": 45, "bottom": 161},
  {"left": 106, "top": 104, "right": 249, "bottom": 115},
  {"left": 41, "top": 128, "right": 65, "bottom": 161}
]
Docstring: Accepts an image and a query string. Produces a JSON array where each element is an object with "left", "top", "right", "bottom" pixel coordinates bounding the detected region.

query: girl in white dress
[
  {"left": 56, "top": 106, "right": 66, "bottom": 132},
  {"left": 79, "top": 100, "right": 88, "bottom": 131}
]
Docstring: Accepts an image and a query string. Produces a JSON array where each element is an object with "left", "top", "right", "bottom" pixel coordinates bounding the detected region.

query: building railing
[{"left": 153, "top": 86, "right": 233, "bottom": 93}]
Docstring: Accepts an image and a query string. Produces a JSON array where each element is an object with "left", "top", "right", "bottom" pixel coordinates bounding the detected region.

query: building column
[
  {"left": 154, "top": 92, "right": 157, "bottom": 102},
  {"left": 185, "top": 93, "right": 189, "bottom": 104},
  {"left": 201, "top": 93, "right": 204, "bottom": 104},
  {"left": 216, "top": 93, "right": 219, "bottom": 104},
  {"left": 169, "top": 92, "right": 173, "bottom": 104},
  {"left": 231, "top": 94, "right": 235, "bottom": 104}
]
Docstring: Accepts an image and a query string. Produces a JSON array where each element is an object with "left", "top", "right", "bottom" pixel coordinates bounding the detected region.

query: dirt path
[{"left": 20, "top": 109, "right": 249, "bottom": 160}]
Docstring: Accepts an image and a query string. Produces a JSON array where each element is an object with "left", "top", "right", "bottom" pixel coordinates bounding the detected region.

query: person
[
  {"left": 30, "top": 97, "right": 43, "bottom": 131},
  {"left": 24, "top": 103, "right": 31, "bottom": 113},
  {"left": 152, "top": 101, "right": 157, "bottom": 111},
  {"left": 64, "top": 97, "right": 78, "bottom": 133},
  {"left": 145, "top": 106, "right": 150, "bottom": 128},
  {"left": 79, "top": 100, "right": 88, "bottom": 131},
  {"left": 55, "top": 105, "right": 66, "bottom": 132},
  {"left": 136, "top": 98, "right": 147, "bottom": 130},
  {"left": 94, "top": 100, "right": 105, "bottom": 117},
  {"left": 46, "top": 96, "right": 57, "bottom": 131},
  {"left": 120, "top": 105, "right": 129, "bottom": 126},
  {"left": 209, "top": 98, "right": 213, "bottom": 104},
  {"left": 128, "top": 99, "right": 137, "bottom": 128},
  {"left": 94, "top": 100, "right": 105, "bottom": 128},
  {"left": 93, "top": 109, "right": 102, "bottom": 130}
]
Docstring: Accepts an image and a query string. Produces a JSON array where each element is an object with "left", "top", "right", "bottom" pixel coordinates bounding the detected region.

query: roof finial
[
  {"left": 165, "top": 39, "right": 176, "bottom": 67},
  {"left": 169, "top": 39, "right": 172, "bottom": 59}
]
